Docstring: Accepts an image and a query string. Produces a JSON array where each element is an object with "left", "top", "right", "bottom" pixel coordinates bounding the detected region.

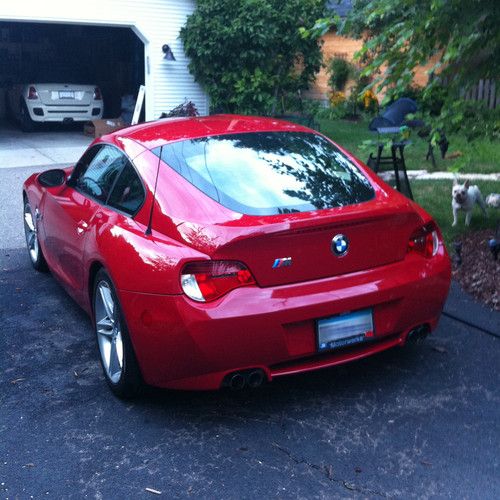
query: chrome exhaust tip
[
  {"left": 224, "top": 369, "right": 266, "bottom": 390},
  {"left": 228, "top": 373, "right": 246, "bottom": 390},
  {"left": 247, "top": 369, "right": 265, "bottom": 388},
  {"left": 407, "top": 324, "right": 430, "bottom": 343}
]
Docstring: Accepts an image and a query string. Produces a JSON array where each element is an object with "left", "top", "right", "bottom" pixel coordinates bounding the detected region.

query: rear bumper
[
  {"left": 119, "top": 248, "right": 451, "bottom": 390},
  {"left": 26, "top": 100, "right": 103, "bottom": 122}
]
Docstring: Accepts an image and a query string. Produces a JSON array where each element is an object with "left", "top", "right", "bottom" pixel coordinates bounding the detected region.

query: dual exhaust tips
[
  {"left": 225, "top": 325, "right": 431, "bottom": 391},
  {"left": 225, "top": 369, "right": 266, "bottom": 390}
]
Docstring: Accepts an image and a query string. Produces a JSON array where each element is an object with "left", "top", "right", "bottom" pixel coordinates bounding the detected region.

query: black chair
[
  {"left": 366, "top": 98, "right": 419, "bottom": 199},
  {"left": 368, "top": 98, "right": 418, "bottom": 131}
]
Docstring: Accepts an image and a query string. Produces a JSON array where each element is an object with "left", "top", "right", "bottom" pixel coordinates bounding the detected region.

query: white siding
[{"left": 0, "top": 0, "right": 209, "bottom": 120}]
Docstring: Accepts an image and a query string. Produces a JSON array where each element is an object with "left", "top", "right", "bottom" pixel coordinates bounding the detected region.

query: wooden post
[
  {"left": 489, "top": 81, "right": 497, "bottom": 109},
  {"left": 478, "top": 79, "right": 484, "bottom": 101},
  {"left": 484, "top": 80, "right": 490, "bottom": 107}
]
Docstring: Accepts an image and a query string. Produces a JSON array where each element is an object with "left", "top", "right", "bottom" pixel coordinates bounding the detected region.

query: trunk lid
[{"left": 179, "top": 200, "right": 421, "bottom": 288}]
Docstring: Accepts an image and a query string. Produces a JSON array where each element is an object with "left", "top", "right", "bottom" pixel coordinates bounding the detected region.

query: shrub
[
  {"left": 329, "top": 90, "right": 346, "bottom": 107},
  {"left": 327, "top": 57, "right": 352, "bottom": 92},
  {"left": 360, "top": 89, "right": 379, "bottom": 113},
  {"left": 400, "top": 84, "right": 424, "bottom": 103},
  {"left": 180, "top": 0, "right": 324, "bottom": 115},
  {"left": 160, "top": 101, "right": 199, "bottom": 118},
  {"left": 349, "top": 73, "right": 378, "bottom": 114}
]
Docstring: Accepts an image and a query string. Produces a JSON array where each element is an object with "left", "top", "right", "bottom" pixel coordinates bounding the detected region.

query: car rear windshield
[{"left": 153, "top": 131, "right": 374, "bottom": 215}]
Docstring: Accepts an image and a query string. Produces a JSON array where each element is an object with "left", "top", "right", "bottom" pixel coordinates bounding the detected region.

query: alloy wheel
[
  {"left": 95, "top": 281, "right": 124, "bottom": 384},
  {"left": 23, "top": 203, "right": 39, "bottom": 263}
]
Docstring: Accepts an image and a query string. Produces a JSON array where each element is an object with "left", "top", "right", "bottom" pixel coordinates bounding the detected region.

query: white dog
[
  {"left": 452, "top": 179, "right": 487, "bottom": 227},
  {"left": 485, "top": 193, "right": 500, "bottom": 208}
]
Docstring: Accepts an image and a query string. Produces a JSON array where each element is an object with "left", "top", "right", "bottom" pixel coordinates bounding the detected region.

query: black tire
[
  {"left": 23, "top": 200, "right": 48, "bottom": 272},
  {"left": 20, "top": 101, "right": 35, "bottom": 132},
  {"left": 6, "top": 94, "right": 16, "bottom": 123},
  {"left": 93, "top": 269, "right": 143, "bottom": 398}
]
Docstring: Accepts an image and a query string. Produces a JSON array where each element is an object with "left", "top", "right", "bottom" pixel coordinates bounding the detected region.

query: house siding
[{"left": 0, "top": 0, "right": 208, "bottom": 120}]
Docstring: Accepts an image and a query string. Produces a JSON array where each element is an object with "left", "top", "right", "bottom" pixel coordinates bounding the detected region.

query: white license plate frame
[
  {"left": 316, "top": 308, "right": 374, "bottom": 352},
  {"left": 58, "top": 90, "right": 75, "bottom": 99}
]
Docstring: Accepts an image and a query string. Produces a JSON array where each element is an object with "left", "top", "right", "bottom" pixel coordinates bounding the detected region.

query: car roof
[{"left": 111, "top": 114, "right": 313, "bottom": 150}]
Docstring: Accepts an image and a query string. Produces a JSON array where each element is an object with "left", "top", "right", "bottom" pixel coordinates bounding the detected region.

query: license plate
[
  {"left": 58, "top": 91, "right": 74, "bottom": 99},
  {"left": 317, "top": 308, "right": 374, "bottom": 352}
]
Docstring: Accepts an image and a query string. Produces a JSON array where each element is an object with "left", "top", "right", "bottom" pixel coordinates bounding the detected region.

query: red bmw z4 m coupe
[{"left": 23, "top": 115, "right": 451, "bottom": 397}]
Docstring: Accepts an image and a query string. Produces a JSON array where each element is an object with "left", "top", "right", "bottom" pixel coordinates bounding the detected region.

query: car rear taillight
[
  {"left": 408, "top": 222, "right": 440, "bottom": 258},
  {"left": 27, "top": 86, "right": 39, "bottom": 100},
  {"left": 93, "top": 87, "right": 102, "bottom": 100},
  {"left": 181, "top": 261, "right": 256, "bottom": 302}
]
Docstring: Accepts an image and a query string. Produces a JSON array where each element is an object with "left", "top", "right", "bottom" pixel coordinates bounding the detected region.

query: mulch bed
[{"left": 451, "top": 229, "right": 500, "bottom": 311}]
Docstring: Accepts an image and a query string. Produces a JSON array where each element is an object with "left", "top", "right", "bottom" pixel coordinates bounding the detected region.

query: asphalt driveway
[{"left": 1, "top": 164, "right": 499, "bottom": 499}]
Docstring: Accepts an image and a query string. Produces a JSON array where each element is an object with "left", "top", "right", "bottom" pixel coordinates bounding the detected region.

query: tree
[
  {"left": 303, "top": 0, "right": 500, "bottom": 139},
  {"left": 180, "top": 0, "right": 325, "bottom": 115}
]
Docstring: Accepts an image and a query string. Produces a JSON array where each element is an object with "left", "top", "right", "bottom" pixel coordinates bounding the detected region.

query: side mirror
[{"left": 38, "top": 169, "right": 66, "bottom": 188}]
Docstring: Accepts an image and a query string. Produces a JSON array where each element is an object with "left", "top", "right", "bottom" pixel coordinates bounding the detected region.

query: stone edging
[{"left": 378, "top": 170, "right": 500, "bottom": 181}]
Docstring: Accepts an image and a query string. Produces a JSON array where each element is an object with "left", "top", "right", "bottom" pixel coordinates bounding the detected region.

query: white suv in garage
[{"left": 7, "top": 83, "right": 104, "bottom": 131}]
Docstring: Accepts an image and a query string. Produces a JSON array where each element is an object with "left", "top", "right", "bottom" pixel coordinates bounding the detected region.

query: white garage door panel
[{"left": 0, "top": 0, "right": 209, "bottom": 120}]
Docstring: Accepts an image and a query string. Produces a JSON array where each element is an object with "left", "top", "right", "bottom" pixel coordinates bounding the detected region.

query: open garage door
[{"left": 0, "top": 21, "right": 145, "bottom": 130}]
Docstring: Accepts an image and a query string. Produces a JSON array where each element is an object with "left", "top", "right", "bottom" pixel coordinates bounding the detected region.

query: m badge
[{"left": 272, "top": 257, "right": 292, "bottom": 268}]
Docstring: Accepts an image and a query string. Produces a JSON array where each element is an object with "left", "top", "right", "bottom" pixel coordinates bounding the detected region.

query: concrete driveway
[
  {"left": 0, "top": 122, "right": 92, "bottom": 169},
  {"left": 0, "top": 163, "right": 499, "bottom": 499}
]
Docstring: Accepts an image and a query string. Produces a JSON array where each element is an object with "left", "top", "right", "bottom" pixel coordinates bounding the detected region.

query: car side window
[
  {"left": 69, "top": 145, "right": 102, "bottom": 185},
  {"left": 75, "top": 146, "right": 126, "bottom": 203},
  {"left": 107, "top": 160, "right": 145, "bottom": 216}
]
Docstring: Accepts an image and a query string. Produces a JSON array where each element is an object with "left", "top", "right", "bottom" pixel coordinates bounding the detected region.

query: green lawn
[
  {"left": 412, "top": 180, "right": 500, "bottom": 248},
  {"left": 316, "top": 118, "right": 499, "bottom": 248},
  {"left": 318, "top": 117, "right": 500, "bottom": 174}
]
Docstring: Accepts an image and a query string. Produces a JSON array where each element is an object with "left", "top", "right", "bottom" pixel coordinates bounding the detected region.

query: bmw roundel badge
[{"left": 331, "top": 234, "right": 349, "bottom": 257}]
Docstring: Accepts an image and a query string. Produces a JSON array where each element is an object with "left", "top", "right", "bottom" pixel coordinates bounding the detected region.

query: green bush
[
  {"left": 351, "top": 74, "right": 378, "bottom": 114},
  {"left": 421, "top": 85, "right": 447, "bottom": 116},
  {"left": 180, "top": 0, "right": 324, "bottom": 115},
  {"left": 400, "top": 84, "right": 424, "bottom": 103},
  {"left": 327, "top": 57, "right": 352, "bottom": 92}
]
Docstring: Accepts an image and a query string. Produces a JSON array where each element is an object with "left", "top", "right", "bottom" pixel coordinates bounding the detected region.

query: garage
[
  {"left": 0, "top": 21, "right": 144, "bottom": 130},
  {"left": 0, "top": 0, "right": 208, "bottom": 167}
]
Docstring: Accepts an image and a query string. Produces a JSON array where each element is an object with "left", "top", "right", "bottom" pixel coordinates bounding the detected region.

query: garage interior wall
[
  {"left": 0, "top": 0, "right": 209, "bottom": 121},
  {"left": 0, "top": 22, "right": 144, "bottom": 119}
]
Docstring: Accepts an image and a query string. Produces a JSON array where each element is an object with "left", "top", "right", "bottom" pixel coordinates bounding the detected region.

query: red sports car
[{"left": 23, "top": 115, "right": 451, "bottom": 397}]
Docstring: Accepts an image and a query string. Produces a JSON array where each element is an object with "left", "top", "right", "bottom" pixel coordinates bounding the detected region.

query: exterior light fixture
[{"left": 162, "top": 44, "right": 176, "bottom": 61}]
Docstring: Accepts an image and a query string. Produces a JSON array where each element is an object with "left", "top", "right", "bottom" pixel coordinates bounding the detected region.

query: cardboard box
[{"left": 84, "top": 117, "right": 126, "bottom": 138}]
